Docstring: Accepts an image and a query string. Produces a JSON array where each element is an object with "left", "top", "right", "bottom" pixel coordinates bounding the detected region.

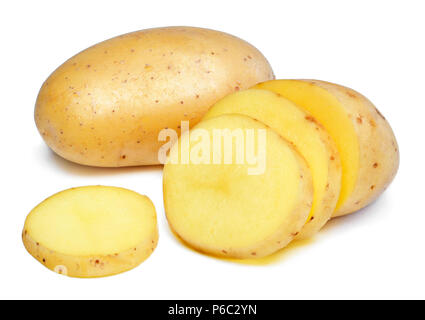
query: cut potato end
[
  {"left": 255, "top": 80, "right": 359, "bottom": 213},
  {"left": 255, "top": 79, "right": 399, "bottom": 216},
  {"left": 23, "top": 186, "right": 158, "bottom": 278},
  {"left": 163, "top": 114, "right": 313, "bottom": 258},
  {"left": 307, "top": 80, "right": 400, "bottom": 216},
  {"left": 203, "top": 89, "right": 341, "bottom": 239}
]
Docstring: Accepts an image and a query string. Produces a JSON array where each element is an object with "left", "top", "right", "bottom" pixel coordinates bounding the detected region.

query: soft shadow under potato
[{"left": 40, "top": 144, "right": 163, "bottom": 177}]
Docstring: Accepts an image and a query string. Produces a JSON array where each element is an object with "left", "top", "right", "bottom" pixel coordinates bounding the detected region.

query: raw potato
[
  {"left": 255, "top": 80, "right": 399, "bottom": 216},
  {"left": 203, "top": 89, "right": 341, "bottom": 239},
  {"left": 22, "top": 186, "right": 158, "bottom": 278},
  {"left": 35, "top": 26, "right": 274, "bottom": 167},
  {"left": 163, "top": 114, "right": 313, "bottom": 258}
]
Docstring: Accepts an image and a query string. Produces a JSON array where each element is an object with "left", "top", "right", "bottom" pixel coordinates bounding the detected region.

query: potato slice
[
  {"left": 163, "top": 114, "right": 313, "bottom": 258},
  {"left": 22, "top": 186, "right": 158, "bottom": 278},
  {"left": 203, "top": 89, "right": 341, "bottom": 239},
  {"left": 255, "top": 80, "right": 399, "bottom": 216}
]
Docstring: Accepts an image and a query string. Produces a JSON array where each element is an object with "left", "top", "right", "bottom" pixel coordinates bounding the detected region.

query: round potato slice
[
  {"left": 255, "top": 80, "right": 399, "bottom": 216},
  {"left": 203, "top": 89, "right": 342, "bottom": 239},
  {"left": 22, "top": 186, "right": 158, "bottom": 278},
  {"left": 163, "top": 114, "right": 313, "bottom": 259}
]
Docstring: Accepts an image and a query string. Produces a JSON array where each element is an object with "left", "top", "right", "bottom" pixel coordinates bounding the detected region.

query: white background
[{"left": 1, "top": 0, "right": 424, "bottom": 300}]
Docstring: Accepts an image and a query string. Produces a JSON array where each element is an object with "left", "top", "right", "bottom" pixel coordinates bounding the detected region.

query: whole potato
[{"left": 35, "top": 26, "right": 274, "bottom": 166}]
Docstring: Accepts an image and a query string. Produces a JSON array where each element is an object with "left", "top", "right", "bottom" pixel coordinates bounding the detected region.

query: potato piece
[
  {"left": 22, "top": 186, "right": 158, "bottom": 278},
  {"left": 35, "top": 26, "right": 274, "bottom": 167},
  {"left": 163, "top": 114, "right": 313, "bottom": 258},
  {"left": 203, "top": 89, "right": 341, "bottom": 239},
  {"left": 255, "top": 80, "right": 399, "bottom": 216}
]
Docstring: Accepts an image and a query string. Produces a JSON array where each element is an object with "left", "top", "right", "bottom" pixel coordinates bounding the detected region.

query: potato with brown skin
[{"left": 35, "top": 26, "right": 274, "bottom": 167}]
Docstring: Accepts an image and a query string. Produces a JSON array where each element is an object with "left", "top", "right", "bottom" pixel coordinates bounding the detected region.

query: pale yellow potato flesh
[
  {"left": 35, "top": 26, "right": 274, "bottom": 167},
  {"left": 255, "top": 80, "right": 399, "bottom": 216},
  {"left": 203, "top": 89, "right": 341, "bottom": 239},
  {"left": 163, "top": 114, "right": 313, "bottom": 258},
  {"left": 23, "top": 186, "right": 158, "bottom": 278}
]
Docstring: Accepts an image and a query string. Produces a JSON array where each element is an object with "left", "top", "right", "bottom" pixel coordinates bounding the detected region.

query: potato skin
[
  {"left": 22, "top": 230, "right": 158, "bottom": 278},
  {"left": 35, "top": 26, "right": 274, "bottom": 167},
  {"left": 305, "top": 80, "right": 399, "bottom": 217},
  {"left": 294, "top": 117, "right": 341, "bottom": 239}
]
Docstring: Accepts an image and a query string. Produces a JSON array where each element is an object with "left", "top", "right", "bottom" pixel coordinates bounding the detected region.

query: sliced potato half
[
  {"left": 23, "top": 186, "right": 158, "bottom": 278},
  {"left": 255, "top": 80, "right": 399, "bottom": 216},
  {"left": 203, "top": 89, "right": 341, "bottom": 239},
  {"left": 163, "top": 114, "right": 313, "bottom": 258}
]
